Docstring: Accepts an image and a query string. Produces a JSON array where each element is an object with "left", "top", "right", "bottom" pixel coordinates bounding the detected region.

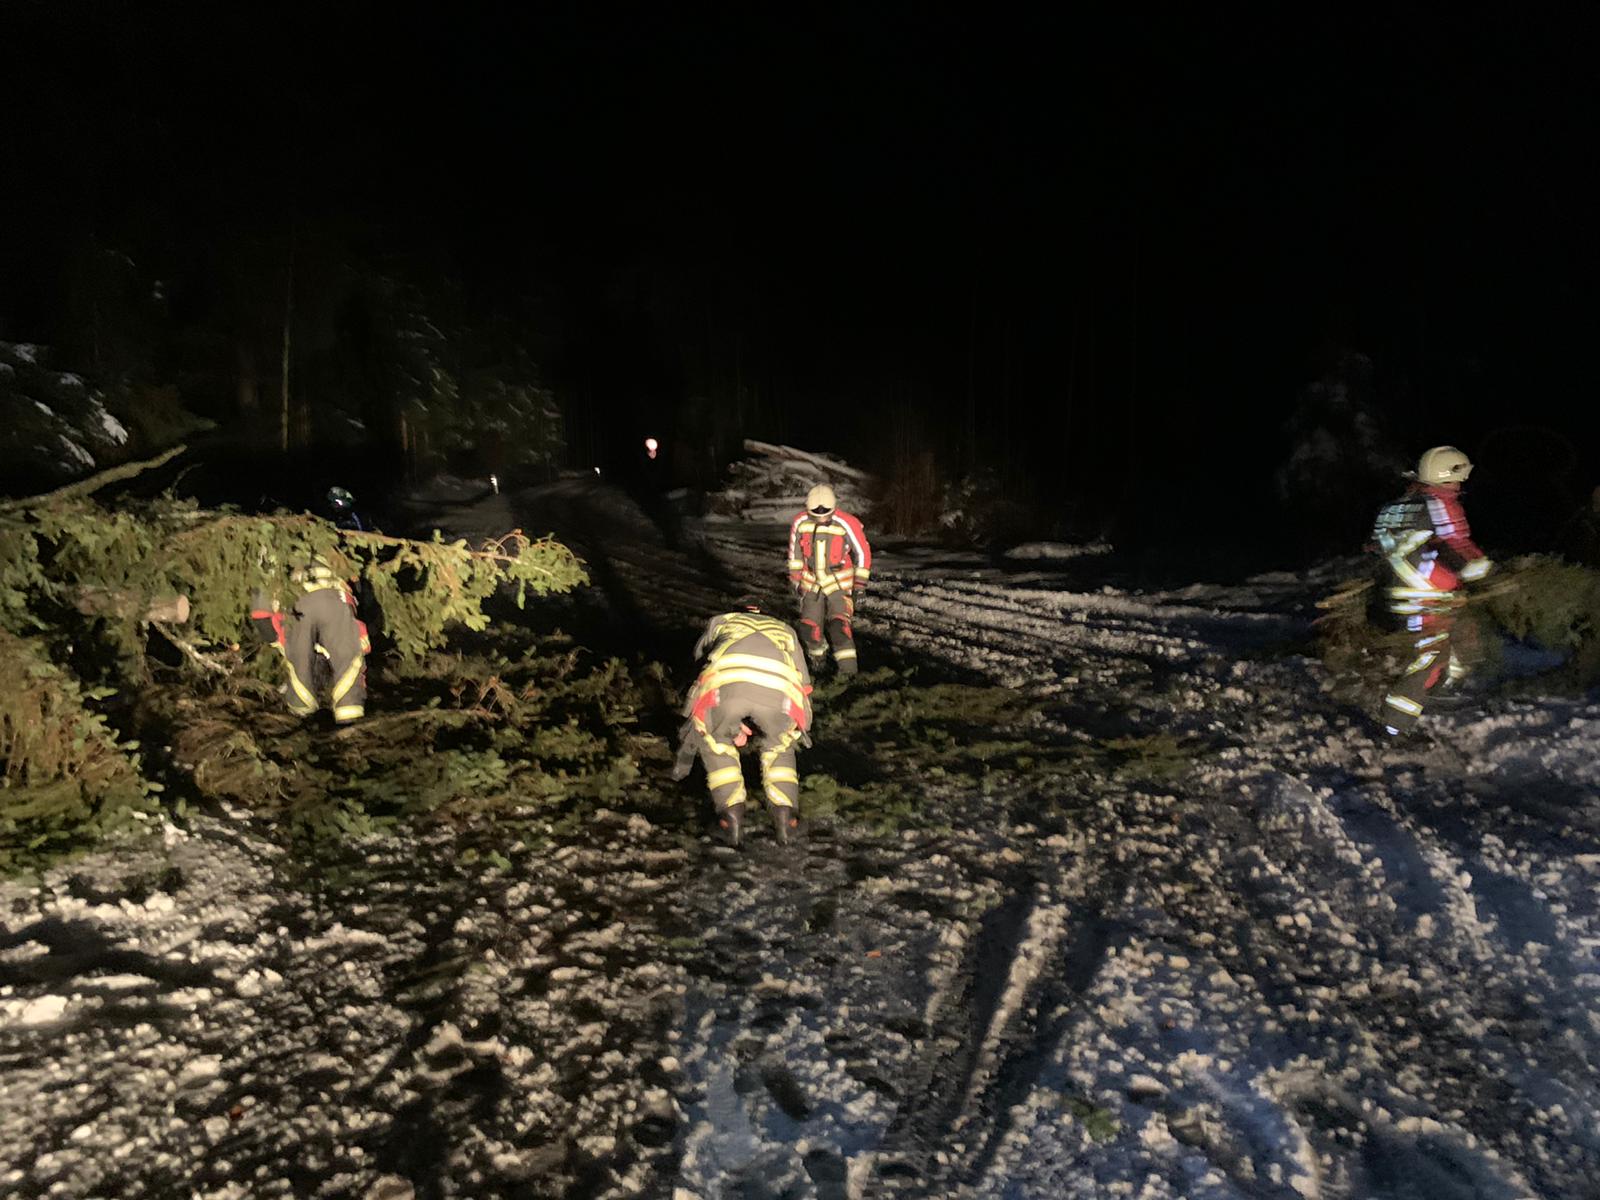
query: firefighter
[
  {"left": 787, "top": 483, "right": 872, "bottom": 675},
  {"left": 250, "top": 559, "right": 371, "bottom": 724},
  {"left": 326, "top": 486, "right": 365, "bottom": 532},
  {"left": 672, "top": 599, "right": 813, "bottom": 847},
  {"left": 1371, "top": 445, "right": 1493, "bottom": 737}
]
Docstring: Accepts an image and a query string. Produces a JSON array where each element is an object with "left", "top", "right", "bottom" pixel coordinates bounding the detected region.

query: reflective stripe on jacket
[
  {"left": 787, "top": 509, "right": 872, "bottom": 594},
  {"left": 687, "top": 612, "right": 812, "bottom": 754},
  {"left": 1372, "top": 483, "right": 1491, "bottom": 612}
]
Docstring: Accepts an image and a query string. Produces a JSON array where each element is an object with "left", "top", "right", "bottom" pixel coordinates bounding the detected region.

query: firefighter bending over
[
  {"left": 673, "top": 599, "right": 813, "bottom": 846},
  {"left": 1371, "top": 445, "right": 1492, "bottom": 737},
  {"left": 787, "top": 483, "right": 872, "bottom": 675},
  {"left": 250, "top": 559, "right": 371, "bottom": 724}
]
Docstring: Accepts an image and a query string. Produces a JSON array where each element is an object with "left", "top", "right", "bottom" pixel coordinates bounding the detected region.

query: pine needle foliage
[
  {"left": 0, "top": 457, "right": 591, "bottom": 870},
  {"left": 0, "top": 629, "right": 161, "bottom": 867},
  {"left": 1481, "top": 555, "right": 1600, "bottom": 690},
  {"left": 798, "top": 667, "right": 1045, "bottom": 832},
  {"left": 1314, "top": 554, "right": 1600, "bottom": 699},
  {"left": 165, "top": 632, "right": 641, "bottom": 841}
]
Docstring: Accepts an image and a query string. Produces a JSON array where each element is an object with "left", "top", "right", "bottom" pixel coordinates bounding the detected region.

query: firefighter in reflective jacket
[
  {"left": 672, "top": 600, "right": 813, "bottom": 846},
  {"left": 1372, "top": 446, "right": 1493, "bottom": 737},
  {"left": 250, "top": 560, "right": 371, "bottom": 724},
  {"left": 787, "top": 483, "right": 872, "bottom": 674}
]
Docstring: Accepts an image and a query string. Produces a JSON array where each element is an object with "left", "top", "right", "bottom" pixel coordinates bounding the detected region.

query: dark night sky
[{"left": 2, "top": 4, "right": 1597, "bottom": 551}]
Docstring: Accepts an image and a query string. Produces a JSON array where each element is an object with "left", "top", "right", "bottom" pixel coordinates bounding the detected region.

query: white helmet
[
  {"left": 806, "top": 483, "right": 837, "bottom": 515},
  {"left": 1416, "top": 445, "right": 1473, "bottom": 485}
]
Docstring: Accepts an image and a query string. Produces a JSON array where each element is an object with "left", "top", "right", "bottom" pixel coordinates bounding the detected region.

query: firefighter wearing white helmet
[
  {"left": 1370, "top": 445, "right": 1493, "bottom": 736},
  {"left": 1415, "top": 445, "right": 1474, "bottom": 485},
  {"left": 787, "top": 483, "right": 873, "bottom": 674}
]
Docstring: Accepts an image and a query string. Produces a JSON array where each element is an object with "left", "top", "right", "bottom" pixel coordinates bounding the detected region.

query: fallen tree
[
  {"left": 1, "top": 450, "right": 594, "bottom": 870},
  {"left": 1314, "top": 555, "right": 1600, "bottom": 704}
]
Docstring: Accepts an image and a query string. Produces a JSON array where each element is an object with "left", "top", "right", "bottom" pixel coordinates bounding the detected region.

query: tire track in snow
[{"left": 442, "top": 487, "right": 1600, "bottom": 1198}]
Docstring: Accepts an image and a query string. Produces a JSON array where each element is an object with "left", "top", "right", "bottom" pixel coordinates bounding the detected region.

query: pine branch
[
  {"left": 0, "top": 445, "right": 188, "bottom": 513},
  {"left": 152, "top": 623, "right": 231, "bottom": 675}
]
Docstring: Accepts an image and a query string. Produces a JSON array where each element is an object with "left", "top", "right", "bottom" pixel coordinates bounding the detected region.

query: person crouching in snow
[
  {"left": 250, "top": 558, "right": 371, "bottom": 724},
  {"left": 1371, "top": 445, "right": 1493, "bottom": 738},
  {"left": 787, "top": 483, "right": 872, "bottom": 675},
  {"left": 672, "top": 599, "right": 813, "bottom": 847}
]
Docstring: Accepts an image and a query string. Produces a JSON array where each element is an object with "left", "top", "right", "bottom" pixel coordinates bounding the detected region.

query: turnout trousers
[
  {"left": 1381, "top": 603, "right": 1476, "bottom": 735},
  {"left": 283, "top": 587, "right": 368, "bottom": 723},
  {"left": 697, "top": 700, "right": 804, "bottom": 838},
  {"left": 798, "top": 588, "right": 857, "bottom": 674}
]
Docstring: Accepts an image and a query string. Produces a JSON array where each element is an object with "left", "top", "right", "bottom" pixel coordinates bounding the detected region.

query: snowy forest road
[
  {"left": 2, "top": 478, "right": 1598, "bottom": 1200},
  {"left": 502, "top": 480, "right": 1600, "bottom": 1200}
]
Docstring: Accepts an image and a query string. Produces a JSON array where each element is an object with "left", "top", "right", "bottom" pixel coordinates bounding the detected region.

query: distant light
[
  {"left": 489, "top": 473, "right": 500, "bottom": 495},
  {"left": 594, "top": 466, "right": 602, "bottom": 475},
  {"left": 644, "top": 436, "right": 659, "bottom": 460}
]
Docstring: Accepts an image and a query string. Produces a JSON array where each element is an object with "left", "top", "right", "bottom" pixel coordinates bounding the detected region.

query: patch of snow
[
  {"left": 1002, "top": 540, "right": 1114, "bottom": 562},
  {"left": 92, "top": 402, "right": 128, "bottom": 445},
  {"left": 58, "top": 434, "right": 95, "bottom": 468},
  {"left": 1, "top": 994, "right": 69, "bottom": 1027}
]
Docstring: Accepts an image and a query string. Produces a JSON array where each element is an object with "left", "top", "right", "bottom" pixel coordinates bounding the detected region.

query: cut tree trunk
[{"left": 74, "top": 590, "right": 192, "bottom": 625}]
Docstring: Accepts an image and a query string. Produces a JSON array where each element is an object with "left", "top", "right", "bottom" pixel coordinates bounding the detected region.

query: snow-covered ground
[
  {"left": 4, "top": 478, "right": 1598, "bottom": 1199},
  {"left": 0, "top": 340, "right": 132, "bottom": 482}
]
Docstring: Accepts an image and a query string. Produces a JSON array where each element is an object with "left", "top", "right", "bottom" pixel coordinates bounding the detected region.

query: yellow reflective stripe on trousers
[
  {"left": 330, "top": 653, "right": 363, "bottom": 705},
  {"left": 333, "top": 704, "right": 364, "bottom": 723},
  {"left": 1404, "top": 651, "right": 1439, "bottom": 675},
  {"left": 759, "top": 727, "right": 803, "bottom": 767},
  {"left": 284, "top": 664, "right": 317, "bottom": 709},
  {"left": 765, "top": 766, "right": 799, "bottom": 784},
  {"left": 1383, "top": 693, "right": 1424, "bottom": 716},
  {"left": 706, "top": 765, "right": 743, "bottom": 790},
  {"left": 764, "top": 785, "right": 795, "bottom": 808},
  {"left": 693, "top": 716, "right": 738, "bottom": 759}
]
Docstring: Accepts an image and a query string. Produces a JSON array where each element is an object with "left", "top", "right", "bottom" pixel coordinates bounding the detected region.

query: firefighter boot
[
  {"left": 717, "top": 803, "right": 745, "bottom": 848},
  {"left": 770, "top": 804, "right": 798, "bottom": 846}
]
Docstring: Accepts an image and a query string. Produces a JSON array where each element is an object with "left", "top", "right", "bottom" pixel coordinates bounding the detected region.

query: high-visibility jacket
[
  {"left": 787, "top": 509, "right": 872, "bottom": 595},
  {"left": 1372, "top": 484, "right": 1492, "bottom": 614},
  {"left": 686, "top": 612, "right": 812, "bottom": 756}
]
